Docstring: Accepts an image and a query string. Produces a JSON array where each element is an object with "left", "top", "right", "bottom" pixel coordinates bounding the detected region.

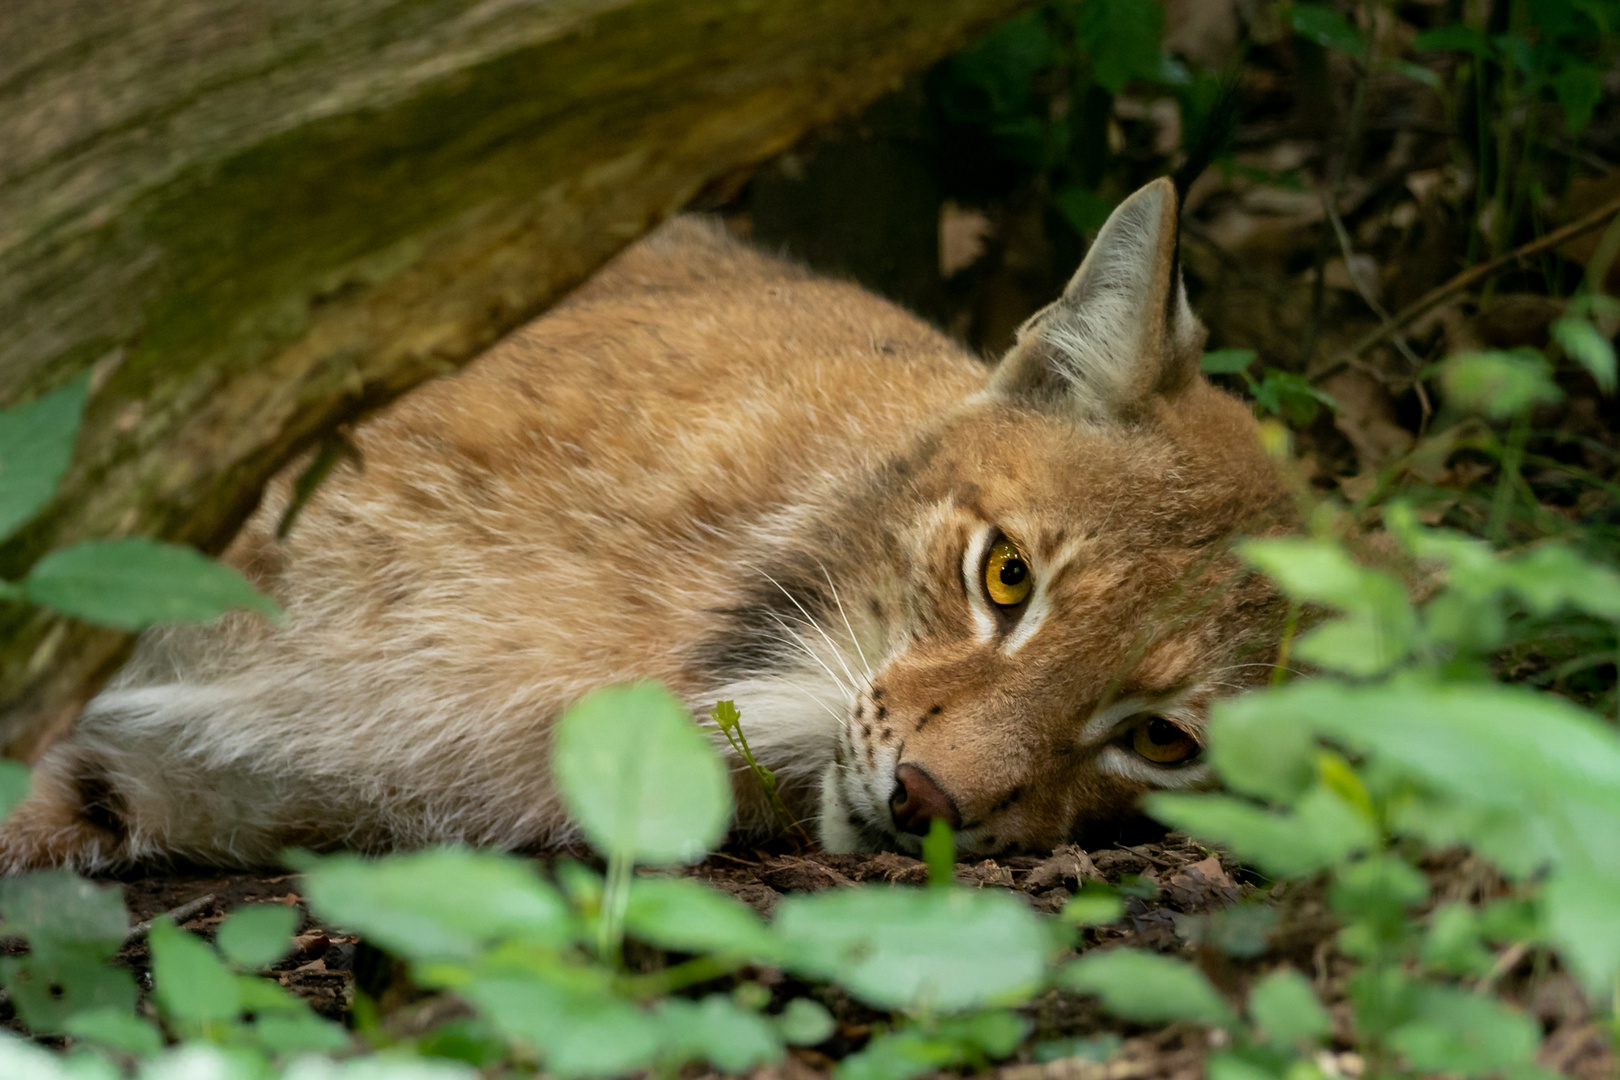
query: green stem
[
  {"left": 1273, "top": 601, "right": 1302, "bottom": 686},
  {"left": 1488, "top": 412, "right": 1530, "bottom": 545},
  {"left": 597, "top": 849, "right": 632, "bottom": 965}
]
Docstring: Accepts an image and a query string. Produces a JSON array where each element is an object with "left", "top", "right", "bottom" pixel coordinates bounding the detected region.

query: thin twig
[
  {"left": 1323, "top": 197, "right": 1434, "bottom": 424},
  {"left": 125, "top": 893, "right": 217, "bottom": 944},
  {"left": 1313, "top": 193, "right": 1620, "bottom": 384}
]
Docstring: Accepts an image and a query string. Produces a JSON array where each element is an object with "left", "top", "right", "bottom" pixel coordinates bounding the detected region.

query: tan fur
[{"left": 0, "top": 179, "right": 1292, "bottom": 870}]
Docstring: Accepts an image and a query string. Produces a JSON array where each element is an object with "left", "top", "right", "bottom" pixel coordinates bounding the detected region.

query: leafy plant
[{"left": 0, "top": 376, "right": 279, "bottom": 631}]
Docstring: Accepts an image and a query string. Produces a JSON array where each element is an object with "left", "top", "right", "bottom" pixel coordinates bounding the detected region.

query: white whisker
[
  {"left": 819, "top": 562, "right": 874, "bottom": 680},
  {"left": 760, "top": 570, "right": 863, "bottom": 692},
  {"left": 763, "top": 611, "right": 853, "bottom": 696}
]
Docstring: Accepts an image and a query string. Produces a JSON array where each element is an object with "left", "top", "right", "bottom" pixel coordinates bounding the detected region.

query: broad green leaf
[
  {"left": 553, "top": 683, "right": 730, "bottom": 865},
  {"left": 25, "top": 539, "right": 280, "bottom": 631},
  {"left": 775, "top": 998, "right": 835, "bottom": 1046},
  {"left": 460, "top": 974, "right": 662, "bottom": 1079},
  {"left": 1147, "top": 785, "right": 1375, "bottom": 878},
  {"left": 216, "top": 904, "right": 299, "bottom": 969},
  {"left": 1, "top": 953, "right": 138, "bottom": 1035},
  {"left": 1442, "top": 350, "right": 1562, "bottom": 418},
  {"left": 0, "top": 869, "right": 128, "bottom": 961},
  {"left": 0, "top": 760, "right": 29, "bottom": 822},
  {"left": 1290, "top": 3, "right": 1367, "bottom": 54},
  {"left": 1205, "top": 695, "right": 1316, "bottom": 804},
  {"left": 250, "top": 1010, "right": 351, "bottom": 1055},
  {"left": 1247, "top": 968, "right": 1330, "bottom": 1047},
  {"left": 300, "top": 848, "right": 572, "bottom": 964},
  {"left": 623, "top": 875, "right": 777, "bottom": 959},
  {"left": 1554, "top": 316, "right": 1617, "bottom": 391},
  {"left": 1388, "top": 984, "right": 1539, "bottom": 1077},
  {"left": 62, "top": 1008, "right": 164, "bottom": 1058},
  {"left": 658, "top": 995, "right": 782, "bottom": 1072},
  {"left": 1420, "top": 903, "right": 1494, "bottom": 977},
  {"left": 774, "top": 885, "right": 1048, "bottom": 1011},
  {"left": 1200, "top": 349, "right": 1258, "bottom": 375},
  {"left": 148, "top": 917, "right": 241, "bottom": 1025},
  {"left": 1056, "top": 949, "right": 1235, "bottom": 1028},
  {"left": 1541, "top": 867, "right": 1620, "bottom": 999},
  {"left": 1240, "top": 538, "right": 1416, "bottom": 674},
  {"left": 0, "top": 375, "right": 89, "bottom": 542}
]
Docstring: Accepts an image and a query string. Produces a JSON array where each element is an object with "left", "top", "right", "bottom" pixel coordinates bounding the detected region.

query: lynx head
[{"left": 812, "top": 178, "right": 1295, "bottom": 856}]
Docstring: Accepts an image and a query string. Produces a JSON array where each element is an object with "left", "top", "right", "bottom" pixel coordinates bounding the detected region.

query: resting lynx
[{"left": 1, "top": 178, "right": 1290, "bottom": 872}]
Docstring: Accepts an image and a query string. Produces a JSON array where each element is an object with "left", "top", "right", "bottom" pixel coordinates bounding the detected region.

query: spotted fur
[{"left": 0, "top": 179, "right": 1292, "bottom": 871}]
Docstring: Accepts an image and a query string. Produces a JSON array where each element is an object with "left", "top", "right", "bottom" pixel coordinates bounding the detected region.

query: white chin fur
[{"left": 817, "top": 763, "right": 862, "bottom": 853}]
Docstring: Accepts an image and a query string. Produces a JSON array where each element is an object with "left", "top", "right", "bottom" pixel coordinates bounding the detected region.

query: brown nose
[{"left": 889, "top": 763, "right": 961, "bottom": 835}]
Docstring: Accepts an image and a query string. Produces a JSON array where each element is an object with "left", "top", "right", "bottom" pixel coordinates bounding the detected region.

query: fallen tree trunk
[{"left": 0, "top": 0, "right": 1031, "bottom": 756}]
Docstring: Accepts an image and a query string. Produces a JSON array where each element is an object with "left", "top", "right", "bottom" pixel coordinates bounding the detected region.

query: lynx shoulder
[{"left": 0, "top": 178, "right": 1291, "bottom": 872}]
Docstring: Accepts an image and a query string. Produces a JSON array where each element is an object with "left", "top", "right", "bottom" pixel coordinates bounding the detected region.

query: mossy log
[{"left": 0, "top": 0, "right": 1031, "bottom": 756}]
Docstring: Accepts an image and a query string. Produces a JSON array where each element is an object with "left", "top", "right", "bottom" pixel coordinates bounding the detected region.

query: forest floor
[{"left": 61, "top": 832, "right": 1613, "bottom": 1079}]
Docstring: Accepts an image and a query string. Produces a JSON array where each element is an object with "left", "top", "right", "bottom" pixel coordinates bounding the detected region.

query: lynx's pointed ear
[{"left": 988, "top": 177, "right": 1206, "bottom": 422}]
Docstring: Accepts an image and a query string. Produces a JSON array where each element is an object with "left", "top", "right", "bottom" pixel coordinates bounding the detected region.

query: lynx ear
[{"left": 988, "top": 177, "right": 1206, "bottom": 422}]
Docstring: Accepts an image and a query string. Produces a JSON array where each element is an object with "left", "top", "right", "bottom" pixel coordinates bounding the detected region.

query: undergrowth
[{"left": 0, "top": 1, "right": 1618, "bottom": 1078}]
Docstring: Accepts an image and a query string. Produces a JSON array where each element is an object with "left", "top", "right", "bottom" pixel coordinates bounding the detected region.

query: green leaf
[
  {"left": 775, "top": 998, "right": 836, "bottom": 1046},
  {"left": 1420, "top": 903, "right": 1495, "bottom": 977},
  {"left": 552, "top": 683, "right": 730, "bottom": 865},
  {"left": 250, "top": 1009, "right": 352, "bottom": 1055},
  {"left": 622, "top": 875, "right": 777, "bottom": 959},
  {"left": 1053, "top": 186, "right": 1118, "bottom": 237},
  {"left": 1388, "top": 984, "right": 1539, "bottom": 1078},
  {"left": 658, "top": 995, "right": 782, "bottom": 1073},
  {"left": 1148, "top": 784, "right": 1376, "bottom": 878},
  {"left": 774, "top": 885, "right": 1049, "bottom": 1011},
  {"left": 1201, "top": 349, "right": 1258, "bottom": 376},
  {"left": 1057, "top": 949, "right": 1235, "bottom": 1028},
  {"left": 0, "top": 1032, "right": 85, "bottom": 1080},
  {"left": 1541, "top": 867, "right": 1620, "bottom": 1000},
  {"left": 1059, "top": 886, "right": 1124, "bottom": 928},
  {"left": 1552, "top": 65, "right": 1604, "bottom": 133},
  {"left": 149, "top": 917, "right": 241, "bottom": 1025},
  {"left": 1290, "top": 3, "right": 1367, "bottom": 55},
  {"left": 61, "top": 1008, "right": 164, "bottom": 1058},
  {"left": 1442, "top": 350, "right": 1563, "bottom": 418},
  {"left": 24, "top": 539, "right": 280, "bottom": 631},
  {"left": 0, "top": 375, "right": 89, "bottom": 542},
  {"left": 838, "top": 1013, "right": 1029, "bottom": 1080},
  {"left": 1074, "top": 0, "right": 1166, "bottom": 93},
  {"left": 1241, "top": 538, "right": 1417, "bottom": 675},
  {"left": 0, "top": 761, "right": 29, "bottom": 822},
  {"left": 1413, "top": 25, "right": 1491, "bottom": 54},
  {"left": 300, "top": 848, "right": 572, "bottom": 964},
  {"left": 1552, "top": 316, "right": 1616, "bottom": 392},
  {"left": 0, "top": 869, "right": 128, "bottom": 961},
  {"left": 460, "top": 973, "right": 662, "bottom": 1079},
  {"left": 216, "top": 904, "right": 299, "bottom": 970},
  {"left": 1247, "top": 968, "right": 1330, "bottom": 1047},
  {"left": 1, "top": 953, "right": 138, "bottom": 1036}
]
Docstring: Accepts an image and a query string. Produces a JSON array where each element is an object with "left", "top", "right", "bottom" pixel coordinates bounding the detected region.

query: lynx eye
[
  {"left": 1131, "top": 718, "right": 1200, "bottom": 765},
  {"left": 984, "top": 538, "right": 1032, "bottom": 607}
]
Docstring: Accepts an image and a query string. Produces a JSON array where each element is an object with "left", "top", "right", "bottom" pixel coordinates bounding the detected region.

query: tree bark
[{"left": 0, "top": 0, "right": 1031, "bottom": 756}]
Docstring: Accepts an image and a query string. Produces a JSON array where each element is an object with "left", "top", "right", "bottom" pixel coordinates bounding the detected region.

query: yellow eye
[
  {"left": 1132, "top": 718, "right": 1200, "bottom": 765},
  {"left": 984, "top": 538, "right": 1033, "bottom": 607}
]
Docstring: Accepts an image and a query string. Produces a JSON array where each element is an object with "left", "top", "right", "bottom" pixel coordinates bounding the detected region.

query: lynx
[{"left": 0, "top": 178, "right": 1291, "bottom": 872}]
